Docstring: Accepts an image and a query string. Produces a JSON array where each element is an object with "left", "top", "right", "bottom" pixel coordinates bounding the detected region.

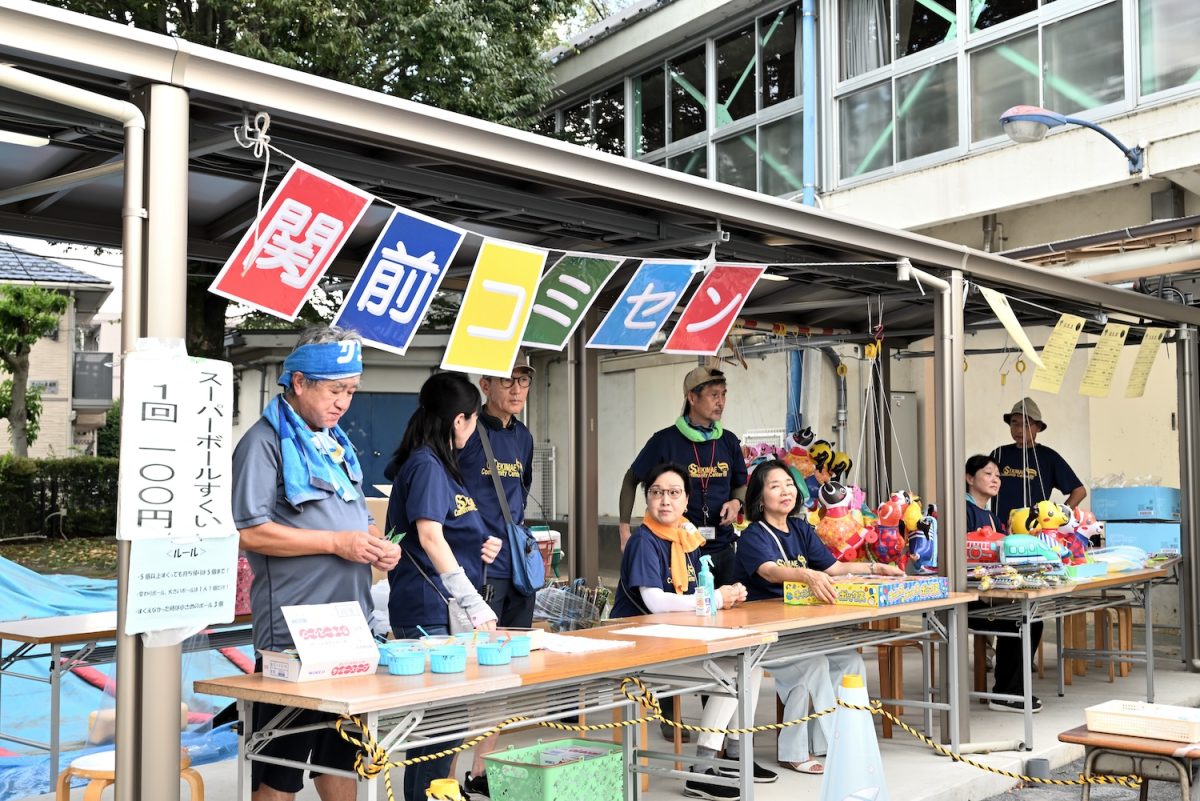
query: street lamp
[{"left": 999, "top": 104, "right": 1144, "bottom": 175}]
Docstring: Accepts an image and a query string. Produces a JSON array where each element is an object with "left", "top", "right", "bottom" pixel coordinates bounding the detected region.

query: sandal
[{"left": 780, "top": 759, "right": 824, "bottom": 775}]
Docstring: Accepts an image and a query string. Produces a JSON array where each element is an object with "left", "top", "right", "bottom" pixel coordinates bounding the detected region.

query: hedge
[{"left": 0, "top": 456, "right": 118, "bottom": 538}]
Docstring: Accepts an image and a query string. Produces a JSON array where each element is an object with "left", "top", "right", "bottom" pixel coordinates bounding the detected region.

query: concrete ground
[{"left": 34, "top": 639, "right": 1198, "bottom": 801}]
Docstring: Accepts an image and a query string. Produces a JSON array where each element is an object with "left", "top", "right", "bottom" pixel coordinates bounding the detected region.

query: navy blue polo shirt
[
  {"left": 458, "top": 410, "right": 534, "bottom": 579},
  {"left": 630, "top": 424, "right": 747, "bottom": 554},
  {"left": 386, "top": 446, "right": 488, "bottom": 630},
  {"left": 966, "top": 495, "right": 1003, "bottom": 532},
  {"left": 610, "top": 524, "right": 701, "bottom": 618},
  {"left": 735, "top": 518, "right": 835, "bottom": 601},
  {"left": 989, "top": 443, "right": 1082, "bottom": 524}
]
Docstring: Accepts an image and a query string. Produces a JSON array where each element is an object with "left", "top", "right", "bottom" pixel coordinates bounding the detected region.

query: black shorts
[
  {"left": 483, "top": 575, "right": 537, "bottom": 628},
  {"left": 249, "top": 679, "right": 363, "bottom": 793}
]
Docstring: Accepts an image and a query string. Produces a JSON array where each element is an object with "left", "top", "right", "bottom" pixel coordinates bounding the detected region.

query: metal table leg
[
  {"left": 1020, "top": 601, "right": 1033, "bottom": 751},
  {"left": 948, "top": 606, "right": 961, "bottom": 754},
  {"left": 1055, "top": 615, "right": 1065, "bottom": 697},
  {"left": 737, "top": 649, "right": 754, "bottom": 801},
  {"left": 49, "top": 642, "right": 60, "bottom": 787},
  {"left": 1144, "top": 580, "right": 1156, "bottom": 702},
  {"left": 238, "top": 699, "right": 252, "bottom": 801}
]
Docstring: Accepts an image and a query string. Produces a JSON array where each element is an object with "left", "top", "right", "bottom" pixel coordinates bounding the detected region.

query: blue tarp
[{"left": 0, "top": 556, "right": 247, "bottom": 799}]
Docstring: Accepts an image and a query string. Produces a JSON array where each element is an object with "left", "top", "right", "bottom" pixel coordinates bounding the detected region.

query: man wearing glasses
[
  {"left": 456, "top": 352, "right": 537, "bottom": 796},
  {"left": 619, "top": 366, "right": 747, "bottom": 584}
]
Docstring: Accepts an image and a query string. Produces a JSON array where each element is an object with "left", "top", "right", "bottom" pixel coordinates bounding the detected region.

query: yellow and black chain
[{"left": 334, "top": 674, "right": 1140, "bottom": 800}]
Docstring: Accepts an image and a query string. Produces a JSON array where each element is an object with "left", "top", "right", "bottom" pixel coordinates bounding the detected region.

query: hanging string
[
  {"left": 965, "top": 280, "right": 1167, "bottom": 334},
  {"left": 234, "top": 112, "right": 278, "bottom": 277}
]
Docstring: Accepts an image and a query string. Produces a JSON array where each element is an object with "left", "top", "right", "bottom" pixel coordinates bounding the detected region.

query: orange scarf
[{"left": 642, "top": 514, "right": 706, "bottom": 594}]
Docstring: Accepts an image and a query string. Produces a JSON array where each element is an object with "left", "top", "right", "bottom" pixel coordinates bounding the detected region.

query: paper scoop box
[
  {"left": 783, "top": 575, "right": 949, "bottom": 607},
  {"left": 261, "top": 600, "right": 381, "bottom": 682},
  {"left": 260, "top": 649, "right": 377, "bottom": 682}
]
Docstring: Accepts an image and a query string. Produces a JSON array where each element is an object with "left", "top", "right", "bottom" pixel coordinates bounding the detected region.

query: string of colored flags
[
  {"left": 208, "top": 162, "right": 766, "bottom": 377},
  {"left": 206, "top": 160, "right": 1169, "bottom": 388}
]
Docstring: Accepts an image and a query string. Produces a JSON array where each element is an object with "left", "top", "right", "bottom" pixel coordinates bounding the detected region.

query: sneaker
[
  {"left": 683, "top": 768, "right": 740, "bottom": 800},
  {"left": 661, "top": 721, "right": 692, "bottom": 742},
  {"left": 716, "top": 761, "right": 779, "bottom": 783},
  {"left": 463, "top": 771, "right": 489, "bottom": 799},
  {"left": 988, "top": 696, "right": 1042, "bottom": 713}
]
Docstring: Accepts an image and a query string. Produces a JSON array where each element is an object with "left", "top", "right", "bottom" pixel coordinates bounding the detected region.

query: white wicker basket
[{"left": 1085, "top": 700, "right": 1200, "bottom": 742}]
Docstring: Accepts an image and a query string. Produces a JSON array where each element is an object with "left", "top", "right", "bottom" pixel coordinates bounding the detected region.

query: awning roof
[{"left": 2, "top": 0, "right": 1199, "bottom": 342}]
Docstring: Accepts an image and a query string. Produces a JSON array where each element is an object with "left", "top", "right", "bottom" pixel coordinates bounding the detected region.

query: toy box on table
[
  {"left": 1104, "top": 522, "right": 1181, "bottom": 555},
  {"left": 483, "top": 738, "right": 623, "bottom": 801},
  {"left": 1091, "top": 487, "right": 1180, "bottom": 521},
  {"left": 783, "top": 575, "right": 949, "bottom": 607}
]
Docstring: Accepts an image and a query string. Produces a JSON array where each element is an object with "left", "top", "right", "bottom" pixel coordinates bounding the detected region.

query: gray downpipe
[{"left": 820, "top": 346, "right": 847, "bottom": 443}]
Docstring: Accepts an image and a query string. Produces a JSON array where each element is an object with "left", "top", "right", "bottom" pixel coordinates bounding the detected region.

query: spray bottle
[{"left": 695, "top": 554, "right": 717, "bottom": 617}]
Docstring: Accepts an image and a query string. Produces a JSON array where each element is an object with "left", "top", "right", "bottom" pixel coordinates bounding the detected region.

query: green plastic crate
[{"left": 482, "top": 738, "right": 624, "bottom": 801}]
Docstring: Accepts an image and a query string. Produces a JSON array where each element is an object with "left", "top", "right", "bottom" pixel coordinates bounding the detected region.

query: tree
[
  {"left": 0, "top": 285, "right": 69, "bottom": 456},
  {"left": 96, "top": 399, "right": 121, "bottom": 458},
  {"left": 0, "top": 381, "right": 43, "bottom": 448},
  {"left": 49, "top": 0, "right": 578, "bottom": 128}
]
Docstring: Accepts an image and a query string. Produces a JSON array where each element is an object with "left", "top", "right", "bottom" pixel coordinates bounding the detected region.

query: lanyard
[{"left": 691, "top": 440, "right": 717, "bottom": 524}]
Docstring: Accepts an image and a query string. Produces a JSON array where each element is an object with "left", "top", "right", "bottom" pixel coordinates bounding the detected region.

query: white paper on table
[
  {"left": 616, "top": 624, "right": 749, "bottom": 641},
  {"left": 538, "top": 633, "right": 636, "bottom": 654}
]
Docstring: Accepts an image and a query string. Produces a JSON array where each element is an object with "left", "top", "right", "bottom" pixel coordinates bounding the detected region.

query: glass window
[
  {"left": 896, "top": 0, "right": 956, "bottom": 58},
  {"left": 716, "top": 134, "right": 758, "bottom": 190},
  {"left": 634, "top": 68, "right": 665, "bottom": 155},
  {"left": 895, "top": 60, "right": 957, "bottom": 161},
  {"left": 761, "top": 6, "right": 799, "bottom": 109},
  {"left": 669, "top": 47, "right": 707, "bottom": 141},
  {"left": 973, "top": 0, "right": 1038, "bottom": 32},
  {"left": 561, "top": 100, "right": 592, "bottom": 147},
  {"left": 760, "top": 113, "right": 804, "bottom": 195},
  {"left": 1044, "top": 3, "right": 1124, "bottom": 115},
  {"left": 531, "top": 116, "right": 556, "bottom": 136},
  {"left": 668, "top": 146, "right": 708, "bottom": 177},
  {"left": 841, "top": 0, "right": 890, "bottom": 79},
  {"left": 717, "top": 26, "right": 756, "bottom": 126},
  {"left": 970, "top": 33, "right": 1038, "bottom": 142},
  {"left": 840, "top": 82, "right": 894, "bottom": 177},
  {"left": 593, "top": 84, "right": 625, "bottom": 156},
  {"left": 1139, "top": 0, "right": 1200, "bottom": 95}
]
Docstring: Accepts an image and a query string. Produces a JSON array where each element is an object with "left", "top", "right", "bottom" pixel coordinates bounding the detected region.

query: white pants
[
  {"left": 695, "top": 662, "right": 764, "bottom": 753},
  {"left": 771, "top": 651, "right": 866, "bottom": 762}
]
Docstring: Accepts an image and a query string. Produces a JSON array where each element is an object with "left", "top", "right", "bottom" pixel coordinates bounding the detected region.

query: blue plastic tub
[
  {"left": 386, "top": 650, "right": 426, "bottom": 675},
  {"left": 507, "top": 636, "right": 532, "bottom": 658},
  {"left": 429, "top": 645, "right": 467, "bottom": 674},
  {"left": 476, "top": 642, "right": 512, "bottom": 666}
]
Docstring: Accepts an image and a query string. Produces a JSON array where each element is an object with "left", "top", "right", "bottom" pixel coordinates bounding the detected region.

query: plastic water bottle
[{"left": 695, "top": 554, "right": 716, "bottom": 617}]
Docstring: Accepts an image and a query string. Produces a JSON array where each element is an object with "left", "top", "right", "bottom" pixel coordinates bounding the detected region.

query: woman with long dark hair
[{"left": 385, "top": 371, "right": 501, "bottom": 801}]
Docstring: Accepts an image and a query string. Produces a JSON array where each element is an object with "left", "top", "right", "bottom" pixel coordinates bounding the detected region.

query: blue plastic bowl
[
  {"left": 507, "top": 636, "right": 532, "bottom": 658},
  {"left": 386, "top": 650, "right": 426, "bottom": 676},
  {"left": 429, "top": 645, "right": 467, "bottom": 674},
  {"left": 476, "top": 642, "right": 512, "bottom": 666},
  {"left": 378, "top": 640, "right": 422, "bottom": 664}
]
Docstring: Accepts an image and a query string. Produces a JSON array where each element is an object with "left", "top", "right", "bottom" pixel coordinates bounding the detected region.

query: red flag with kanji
[{"left": 209, "top": 163, "right": 373, "bottom": 320}]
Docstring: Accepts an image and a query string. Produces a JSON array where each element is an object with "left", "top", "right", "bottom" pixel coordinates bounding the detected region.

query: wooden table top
[
  {"left": 1059, "top": 724, "right": 1200, "bottom": 758},
  {"left": 194, "top": 624, "right": 777, "bottom": 716},
  {"left": 0, "top": 612, "right": 251, "bottom": 645},
  {"left": 623, "top": 592, "right": 977, "bottom": 634},
  {"left": 976, "top": 565, "right": 1171, "bottom": 601}
]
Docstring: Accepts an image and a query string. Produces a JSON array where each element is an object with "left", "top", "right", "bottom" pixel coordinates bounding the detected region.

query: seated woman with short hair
[
  {"left": 735, "top": 459, "right": 903, "bottom": 774},
  {"left": 611, "top": 461, "right": 776, "bottom": 799}
]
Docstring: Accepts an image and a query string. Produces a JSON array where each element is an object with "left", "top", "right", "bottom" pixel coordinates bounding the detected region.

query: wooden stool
[
  {"left": 56, "top": 748, "right": 203, "bottom": 801},
  {"left": 868, "top": 619, "right": 930, "bottom": 739}
]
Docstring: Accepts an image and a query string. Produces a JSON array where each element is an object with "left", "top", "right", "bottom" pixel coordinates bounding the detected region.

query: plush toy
[
  {"left": 785, "top": 427, "right": 816, "bottom": 452},
  {"left": 1076, "top": 512, "right": 1105, "bottom": 546},
  {"left": 1031, "top": 500, "right": 1076, "bottom": 563},
  {"left": 966, "top": 525, "right": 1006, "bottom": 563},
  {"left": 908, "top": 503, "right": 938, "bottom": 573},
  {"left": 892, "top": 491, "right": 923, "bottom": 539},
  {"left": 866, "top": 497, "right": 906, "bottom": 567},
  {"left": 1054, "top": 506, "right": 1095, "bottom": 562},
  {"left": 809, "top": 440, "right": 836, "bottom": 476},
  {"left": 815, "top": 481, "right": 867, "bottom": 561}
]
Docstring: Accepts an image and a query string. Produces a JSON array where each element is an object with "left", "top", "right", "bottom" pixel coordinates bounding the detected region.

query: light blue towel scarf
[{"left": 265, "top": 395, "right": 362, "bottom": 507}]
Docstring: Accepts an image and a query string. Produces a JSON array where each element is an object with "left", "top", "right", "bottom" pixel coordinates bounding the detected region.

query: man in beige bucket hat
[{"left": 990, "top": 396, "right": 1086, "bottom": 526}]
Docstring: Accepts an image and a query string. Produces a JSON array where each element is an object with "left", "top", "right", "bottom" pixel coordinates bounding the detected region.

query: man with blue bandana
[{"left": 233, "top": 325, "right": 401, "bottom": 801}]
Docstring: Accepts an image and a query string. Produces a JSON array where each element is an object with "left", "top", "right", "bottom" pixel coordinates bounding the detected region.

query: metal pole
[
  {"left": 933, "top": 269, "right": 969, "bottom": 742},
  {"left": 1175, "top": 326, "right": 1200, "bottom": 670},
  {"left": 137, "top": 81, "right": 190, "bottom": 801},
  {"left": 568, "top": 309, "right": 600, "bottom": 583}
]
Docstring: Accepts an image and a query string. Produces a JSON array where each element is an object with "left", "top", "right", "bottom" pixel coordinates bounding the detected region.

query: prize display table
[
  {"left": 968, "top": 563, "right": 1176, "bottom": 749},
  {"left": 1058, "top": 724, "right": 1200, "bottom": 801},
  {"left": 196, "top": 625, "right": 777, "bottom": 801},
  {"left": 621, "top": 592, "right": 976, "bottom": 755},
  {"left": 0, "top": 611, "right": 253, "bottom": 784}
]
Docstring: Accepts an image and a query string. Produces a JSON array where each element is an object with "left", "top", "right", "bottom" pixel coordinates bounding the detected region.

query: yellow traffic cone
[{"left": 427, "top": 777, "right": 465, "bottom": 800}]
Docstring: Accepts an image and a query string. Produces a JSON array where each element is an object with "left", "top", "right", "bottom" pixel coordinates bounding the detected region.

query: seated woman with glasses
[
  {"left": 610, "top": 462, "right": 774, "bottom": 800},
  {"left": 735, "top": 458, "right": 903, "bottom": 775}
]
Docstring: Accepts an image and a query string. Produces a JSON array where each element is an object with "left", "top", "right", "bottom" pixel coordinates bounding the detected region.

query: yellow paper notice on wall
[
  {"left": 1125, "top": 327, "right": 1167, "bottom": 398},
  {"left": 1079, "top": 323, "right": 1129, "bottom": 397},
  {"left": 979, "top": 287, "right": 1044, "bottom": 369},
  {"left": 1029, "top": 313, "right": 1085, "bottom": 394}
]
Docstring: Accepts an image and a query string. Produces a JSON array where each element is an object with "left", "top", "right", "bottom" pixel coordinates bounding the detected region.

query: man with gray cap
[
  {"left": 619, "top": 365, "right": 747, "bottom": 583},
  {"left": 990, "top": 396, "right": 1086, "bottom": 526},
  {"left": 233, "top": 325, "right": 401, "bottom": 801}
]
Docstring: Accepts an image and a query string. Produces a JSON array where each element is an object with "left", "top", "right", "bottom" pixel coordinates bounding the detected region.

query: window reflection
[
  {"left": 760, "top": 114, "right": 804, "bottom": 196},
  {"left": 970, "top": 33, "right": 1038, "bottom": 142},
  {"left": 635, "top": 68, "right": 666, "bottom": 155},
  {"left": 1140, "top": 0, "right": 1200, "bottom": 95},
  {"left": 716, "top": 134, "right": 758, "bottom": 190},
  {"left": 840, "top": 82, "right": 893, "bottom": 177},
  {"left": 761, "top": 7, "right": 799, "bottom": 108},
  {"left": 717, "top": 26, "right": 756, "bottom": 126},
  {"left": 593, "top": 84, "right": 625, "bottom": 155},
  {"left": 895, "top": 60, "right": 957, "bottom": 161},
  {"left": 670, "top": 48, "right": 708, "bottom": 141},
  {"left": 1044, "top": 3, "right": 1124, "bottom": 114},
  {"left": 896, "top": 0, "right": 956, "bottom": 57},
  {"left": 668, "top": 146, "right": 708, "bottom": 177}
]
